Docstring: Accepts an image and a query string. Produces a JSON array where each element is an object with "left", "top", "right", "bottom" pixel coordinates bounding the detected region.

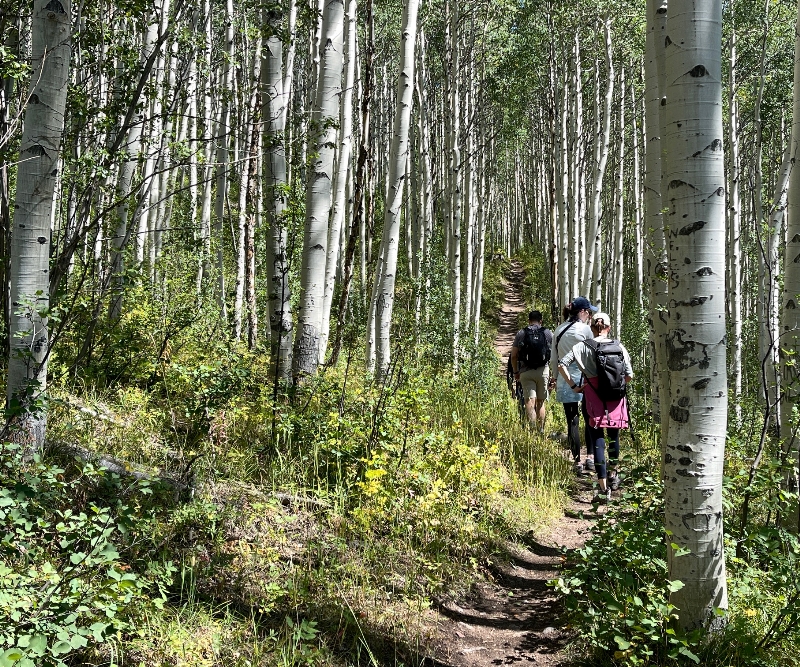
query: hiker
[
  {"left": 557, "top": 312, "right": 633, "bottom": 503},
  {"left": 549, "top": 297, "right": 596, "bottom": 474},
  {"left": 510, "top": 310, "right": 553, "bottom": 431}
]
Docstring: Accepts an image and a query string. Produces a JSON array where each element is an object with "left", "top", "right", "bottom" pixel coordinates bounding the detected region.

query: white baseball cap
[{"left": 592, "top": 312, "right": 612, "bottom": 329}]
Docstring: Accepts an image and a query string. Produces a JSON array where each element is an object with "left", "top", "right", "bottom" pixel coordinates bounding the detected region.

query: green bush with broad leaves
[
  {"left": 553, "top": 470, "right": 705, "bottom": 665},
  {"left": 0, "top": 442, "right": 170, "bottom": 667}
]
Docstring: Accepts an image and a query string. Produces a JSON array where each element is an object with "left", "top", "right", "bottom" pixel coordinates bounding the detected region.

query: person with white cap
[
  {"left": 557, "top": 311, "right": 633, "bottom": 503},
  {"left": 549, "top": 296, "right": 597, "bottom": 474}
]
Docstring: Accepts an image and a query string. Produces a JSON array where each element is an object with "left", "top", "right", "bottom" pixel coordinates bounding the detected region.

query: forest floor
[{"left": 424, "top": 260, "right": 595, "bottom": 667}]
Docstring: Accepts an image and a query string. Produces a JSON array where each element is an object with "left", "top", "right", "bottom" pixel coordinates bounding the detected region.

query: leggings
[
  {"left": 587, "top": 425, "right": 619, "bottom": 479},
  {"left": 563, "top": 401, "right": 595, "bottom": 462}
]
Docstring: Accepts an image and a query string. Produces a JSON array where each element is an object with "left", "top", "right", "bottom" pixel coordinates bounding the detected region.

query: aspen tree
[
  {"left": 329, "top": 0, "right": 373, "bottom": 367},
  {"left": 661, "top": 0, "right": 728, "bottom": 628},
  {"left": 372, "top": 0, "right": 420, "bottom": 375},
  {"left": 320, "top": 0, "right": 357, "bottom": 360},
  {"left": 6, "top": 0, "right": 71, "bottom": 449},
  {"left": 264, "top": 6, "right": 294, "bottom": 380},
  {"left": 612, "top": 67, "right": 625, "bottom": 332},
  {"left": 631, "top": 72, "right": 644, "bottom": 310},
  {"left": 293, "top": 0, "right": 345, "bottom": 377},
  {"left": 449, "top": 3, "right": 462, "bottom": 368},
  {"left": 728, "top": 23, "right": 743, "bottom": 420},
  {"left": 583, "top": 18, "right": 614, "bottom": 301},
  {"left": 782, "top": 0, "right": 800, "bottom": 469},
  {"left": 234, "top": 37, "right": 262, "bottom": 342},
  {"left": 214, "top": 0, "right": 235, "bottom": 322},
  {"left": 644, "top": 0, "right": 670, "bottom": 434}
]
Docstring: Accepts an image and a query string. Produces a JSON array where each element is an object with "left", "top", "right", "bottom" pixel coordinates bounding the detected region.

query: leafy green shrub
[
  {"left": 0, "top": 443, "right": 169, "bottom": 667},
  {"left": 554, "top": 470, "right": 705, "bottom": 665}
]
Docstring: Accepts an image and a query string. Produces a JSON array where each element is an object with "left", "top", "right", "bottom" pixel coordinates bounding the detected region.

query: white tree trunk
[
  {"left": 264, "top": 7, "right": 294, "bottom": 380},
  {"left": 213, "top": 0, "right": 235, "bottom": 322},
  {"left": 583, "top": 19, "right": 614, "bottom": 302},
  {"left": 612, "top": 68, "right": 625, "bottom": 331},
  {"left": 371, "top": 0, "right": 419, "bottom": 375},
  {"left": 781, "top": 0, "right": 800, "bottom": 461},
  {"left": 728, "top": 28, "right": 742, "bottom": 422},
  {"left": 320, "top": 0, "right": 357, "bottom": 361},
  {"left": 6, "top": 0, "right": 71, "bottom": 450},
  {"left": 662, "top": 0, "right": 729, "bottom": 629},
  {"left": 645, "top": 0, "right": 671, "bottom": 437},
  {"left": 293, "top": 0, "right": 345, "bottom": 377}
]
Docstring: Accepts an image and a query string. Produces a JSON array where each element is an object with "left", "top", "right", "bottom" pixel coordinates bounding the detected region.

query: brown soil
[{"left": 424, "top": 259, "right": 595, "bottom": 667}]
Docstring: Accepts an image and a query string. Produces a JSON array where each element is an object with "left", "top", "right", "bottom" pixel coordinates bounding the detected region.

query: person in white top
[
  {"left": 558, "top": 312, "right": 634, "bottom": 503},
  {"left": 548, "top": 296, "right": 596, "bottom": 474}
]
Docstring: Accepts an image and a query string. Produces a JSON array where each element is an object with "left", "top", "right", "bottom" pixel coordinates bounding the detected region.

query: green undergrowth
[
  {"left": 1, "top": 329, "right": 570, "bottom": 666},
  {"left": 556, "top": 434, "right": 800, "bottom": 667}
]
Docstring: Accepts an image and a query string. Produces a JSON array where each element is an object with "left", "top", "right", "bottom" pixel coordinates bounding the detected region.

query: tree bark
[
  {"left": 293, "top": 0, "right": 345, "bottom": 378},
  {"left": 6, "top": 0, "right": 71, "bottom": 450},
  {"left": 661, "top": 0, "right": 729, "bottom": 629}
]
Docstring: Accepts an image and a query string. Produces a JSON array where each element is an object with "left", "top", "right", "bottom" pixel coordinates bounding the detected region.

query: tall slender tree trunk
[
  {"left": 583, "top": 18, "right": 614, "bottom": 302},
  {"left": 372, "top": 0, "right": 419, "bottom": 375},
  {"left": 781, "top": 0, "right": 800, "bottom": 475},
  {"left": 263, "top": 7, "right": 294, "bottom": 380},
  {"left": 6, "top": 0, "right": 71, "bottom": 450},
  {"left": 662, "top": 0, "right": 728, "bottom": 629},
  {"left": 320, "top": 0, "right": 357, "bottom": 361},
  {"left": 293, "top": 0, "right": 345, "bottom": 377}
]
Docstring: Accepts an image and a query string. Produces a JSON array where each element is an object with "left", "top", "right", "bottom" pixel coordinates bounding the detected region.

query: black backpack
[
  {"left": 584, "top": 339, "right": 627, "bottom": 401},
  {"left": 519, "top": 326, "right": 550, "bottom": 370}
]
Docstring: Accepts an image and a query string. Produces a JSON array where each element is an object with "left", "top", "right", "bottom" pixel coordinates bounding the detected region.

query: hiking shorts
[{"left": 519, "top": 366, "right": 549, "bottom": 401}]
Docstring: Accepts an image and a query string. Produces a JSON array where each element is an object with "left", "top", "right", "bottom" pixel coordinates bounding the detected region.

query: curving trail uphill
[{"left": 425, "top": 260, "right": 595, "bottom": 667}]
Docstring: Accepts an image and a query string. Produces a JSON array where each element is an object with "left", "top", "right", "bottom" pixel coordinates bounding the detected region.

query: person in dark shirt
[{"left": 510, "top": 310, "right": 553, "bottom": 431}]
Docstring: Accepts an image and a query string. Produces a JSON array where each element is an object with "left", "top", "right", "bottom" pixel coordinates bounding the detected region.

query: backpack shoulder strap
[
  {"left": 583, "top": 337, "right": 599, "bottom": 353},
  {"left": 555, "top": 321, "right": 576, "bottom": 349}
]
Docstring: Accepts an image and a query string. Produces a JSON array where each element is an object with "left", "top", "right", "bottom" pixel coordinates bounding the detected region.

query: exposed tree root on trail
[{"left": 424, "top": 260, "right": 594, "bottom": 666}]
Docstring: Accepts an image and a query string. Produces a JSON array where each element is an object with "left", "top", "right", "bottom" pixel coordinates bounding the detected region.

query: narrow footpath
[{"left": 426, "top": 260, "right": 595, "bottom": 667}]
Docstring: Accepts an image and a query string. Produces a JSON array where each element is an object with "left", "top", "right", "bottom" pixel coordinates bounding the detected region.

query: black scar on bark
[
  {"left": 671, "top": 405, "right": 690, "bottom": 423},
  {"left": 25, "top": 145, "right": 47, "bottom": 157},
  {"left": 689, "top": 65, "right": 707, "bottom": 77},
  {"left": 692, "top": 139, "right": 723, "bottom": 157},
  {"left": 692, "top": 378, "right": 710, "bottom": 390},
  {"left": 37, "top": 237, "right": 47, "bottom": 244},
  {"left": 696, "top": 267, "right": 713, "bottom": 276},
  {"left": 676, "top": 469, "right": 700, "bottom": 477},
  {"left": 677, "top": 444, "right": 694, "bottom": 453},
  {"left": 672, "top": 296, "right": 708, "bottom": 307},
  {"left": 788, "top": 300, "right": 797, "bottom": 309},
  {"left": 793, "top": 253, "right": 800, "bottom": 264},
  {"left": 665, "top": 453, "right": 674, "bottom": 463},
  {"left": 45, "top": 0, "right": 66, "bottom": 12},
  {"left": 668, "top": 180, "right": 698, "bottom": 191},
  {"left": 665, "top": 36, "right": 672, "bottom": 46},
  {"left": 679, "top": 220, "right": 705, "bottom": 235},
  {"left": 792, "top": 234, "right": 800, "bottom": 243},
  {"left": 684, "top": 258, "right": 691, "bottom": 264},
  {"left": 666, "top": 329, "right": 711, "bottom": 371},
  {"left": 30, "top": 94, "right": 40, "bottom": 104},
  {"left": 657, "top": 6, "right": 667, "bottom": 14},
  {"left": 682, "top": 512, "right": 721, "bottom": 532},
  {"left": 679, "top": 457, "right": 692, "bottom": 466}
]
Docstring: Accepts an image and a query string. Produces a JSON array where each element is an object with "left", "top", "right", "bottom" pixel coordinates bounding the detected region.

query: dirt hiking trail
[{"left": 426, "top": 259, "right": 594, "bottom": 667}]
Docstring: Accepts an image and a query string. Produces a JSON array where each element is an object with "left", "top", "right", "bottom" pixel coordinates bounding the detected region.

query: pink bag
[{"left": 582, "top": 376, "right": 629, "bottom": 429}]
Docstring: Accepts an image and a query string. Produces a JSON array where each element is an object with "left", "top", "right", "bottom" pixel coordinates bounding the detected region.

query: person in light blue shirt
[{"left": 549, "top": 296, "right": 596, "bottom": 474}]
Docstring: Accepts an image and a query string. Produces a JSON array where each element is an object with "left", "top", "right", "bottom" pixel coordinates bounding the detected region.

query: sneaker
[
  {"left": 584, "top": 456, "right": 594, "bottom": 472},
  {"left": 573, "top": 461, "right": 584, "bottom": 475},
  {"left": 609, "top": 474, "right": 621, "bottom": 491},
  {"left": 591, "top": 488, "right": 612, "bottom": 505}
]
